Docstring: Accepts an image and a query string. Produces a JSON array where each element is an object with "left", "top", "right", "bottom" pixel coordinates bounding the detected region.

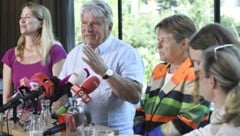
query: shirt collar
[{"left": 95, "top": 34, "right": 113, "bottom": 54}]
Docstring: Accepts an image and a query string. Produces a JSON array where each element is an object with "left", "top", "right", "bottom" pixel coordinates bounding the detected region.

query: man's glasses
[{"left": 214, "top": 44, "right": 233, "bottom": 59}]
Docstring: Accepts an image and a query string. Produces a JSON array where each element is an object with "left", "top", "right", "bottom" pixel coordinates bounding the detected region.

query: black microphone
[
  {"left": 0, "top": 76, "right": 39, "bottom": 112},
  {"left": 0, "top": 87, "right": 44, "bottom": 113},
  {"left": 0, "top": 92, "right": 24, "bottom": 112},
  {"left": 19, "top": 73, "right": 58, "bottom": 109},
  {"left": 44, "top": 111, "right": 85, "bottom": 136},
  {"left": 49, "top": 69, "right": 90, "bottom": 102},
  {"left": 46, "top": 110, "right": 92, "bottom": 136},
  {"left": 0, "top": 73, "right": 57, "bottom": 112},
  {"left": 43, "top": 123, "right": 66, "bottom": 136}
]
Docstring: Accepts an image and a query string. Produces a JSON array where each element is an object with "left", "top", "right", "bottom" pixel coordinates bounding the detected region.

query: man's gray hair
[{"left": 81, "top": 0, "right": 113, "bottom": 24}]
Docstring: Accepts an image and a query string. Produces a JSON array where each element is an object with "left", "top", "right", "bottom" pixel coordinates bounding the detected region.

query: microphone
[
  {"left": 51, "top": 76, "right": 100, "bottom": 117},
  {"left": 71, "top": 76, "right": 100, "bottom": 104},
  {"left": 31, "top": 72, "right": 59, "bottom": 99},
  {"left": 51, "top": 99, "right": 73, "bottom": 119},
  {"left": 47, "top": 111, "right": 92, "bottom": 136},
  {"left": 20, "top": 68, "right": 89, "bottom": 102},
  {"left": 22, "top": 69, "right": 89, "bottom": 107},
  {"left": 4, "top": 75, "right": 41, "bottom": 106},
  {"left": 49, "top": 68, "right": 90, "bottom": 102},
  {"left": 22, "top": 73, "right": 58, "bottom": 108},
  {"left": 43, "top": 112, "right": 85, "bottom": 136},
  {"left": 0, "top": 73, "right": 55, "bottom": 112},
  {"left": 0, "top": 92, "right": 23, "bottom": 112},
  {"left": 18, "top": 73, "right": 58, "bottom": 100},
  {"left": 43, "top": 123, "right": 66, "bottom": 136},
  {"left": 0, "top": 68, "right": 90, "bottom": 113},
  {"left": 44, "top": 112, "right": 69, "bottom": 136},
  {"left": 0, "top": 87, "right": 43, "bottom": 113}
]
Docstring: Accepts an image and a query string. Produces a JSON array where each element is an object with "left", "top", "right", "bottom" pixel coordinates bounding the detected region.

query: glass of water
[{"left": 27, "top": 114, "right": 43, "bottom": 136}]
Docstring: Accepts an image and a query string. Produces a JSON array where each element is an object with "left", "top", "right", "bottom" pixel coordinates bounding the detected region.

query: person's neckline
[
  {"left": 16, "top": 59, "right": 41, "bottom": 65},
  {"left": 13, "top": 47, "right": 42, "bottom": 65}
]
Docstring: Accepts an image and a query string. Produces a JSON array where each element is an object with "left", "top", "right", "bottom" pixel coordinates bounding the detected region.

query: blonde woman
[
  {"left": 184, "top": 44, "right": 240, "bottom": 136},
  {"left": 1, "top": 2, "right": 66, "bottom": 109}
]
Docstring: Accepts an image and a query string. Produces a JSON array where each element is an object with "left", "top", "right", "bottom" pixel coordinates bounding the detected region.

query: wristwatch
[{"left": 102, "top": 69, "right": 113, "bottom": 79}]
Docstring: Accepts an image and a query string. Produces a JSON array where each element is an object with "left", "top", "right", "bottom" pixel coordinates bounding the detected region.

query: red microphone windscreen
[
  {"left": 30, "top": 72, "right": 49, "bottom": 85},
  {"left": 27, "top": 72, "right": 49, "bottom": 90},
  {"left": 81, "top": 76, "right": 100, "bottom": 94},
  {"left": 30, "top": 72, "right": 55, "bottom": 98}
]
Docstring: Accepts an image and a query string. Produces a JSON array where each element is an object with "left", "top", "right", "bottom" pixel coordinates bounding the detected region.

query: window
[{"left": 221, "top": 0, "right": 240, "bottom": 38}]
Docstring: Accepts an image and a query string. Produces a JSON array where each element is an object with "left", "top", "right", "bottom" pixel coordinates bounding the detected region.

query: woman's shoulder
[
  {"left": 2, "top": 47, "right": 16, "bottom": 60},
  {"left": 1, "top": 47, "right": 16, "bottom": 67},
  {"left": 51, "top": 42, "right": 66, "bottom": 52},
  {"left": 5, "top": 47, "right": 15, "bottom": 55},
  {"left": 49, "top": 42, "right": 67, "bottom": 56},
  {"left": 48, "top": 42, "right": 67, "bottom": 63}
]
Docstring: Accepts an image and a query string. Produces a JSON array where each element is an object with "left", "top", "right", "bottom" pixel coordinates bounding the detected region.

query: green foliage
[
  {"left": 176, "top": 0, "right": 214, "bottom": 29},
  {"left": 121, "top": 13, "right": 160, "bottom": 82},
  {"left": 221, "top": 16, "right": 240, "bottom": 38},
  {"left": 137, "top": 47, "right": 159, "bottom": 81}
]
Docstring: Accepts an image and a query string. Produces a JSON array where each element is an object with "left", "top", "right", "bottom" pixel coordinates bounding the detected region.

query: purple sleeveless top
[{"left": 1, "top": 44, "right": 67, "bottom": 90}]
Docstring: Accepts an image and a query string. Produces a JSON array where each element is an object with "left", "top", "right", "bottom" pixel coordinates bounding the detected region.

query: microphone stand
[
  {"left": 0, "top": 112, "right": 12, "bottom": 136},
  {"left": 10, "top": 106, "right": 19, "bottom": 123},
  {"left": 32, "top": 99, "right": 39, "bottom": 115},
  {"left": 10, "top": 87, "right": 19, "bottom": 123}
]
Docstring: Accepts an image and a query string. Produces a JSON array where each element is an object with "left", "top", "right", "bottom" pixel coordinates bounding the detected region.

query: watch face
[
  {"left": 106, "top": 69, "right": 113, "bottom": 76},
  {"left": 103, "top": 69, "right": 113, "bottom": 79}
]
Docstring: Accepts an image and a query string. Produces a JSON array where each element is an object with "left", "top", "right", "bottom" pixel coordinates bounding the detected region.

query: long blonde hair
[
  {"left": 16, "top": 2, "right": 55, "bottom": 64},
  {"left": 203, "top": 44, "right": 240, "bottom": 126}
]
